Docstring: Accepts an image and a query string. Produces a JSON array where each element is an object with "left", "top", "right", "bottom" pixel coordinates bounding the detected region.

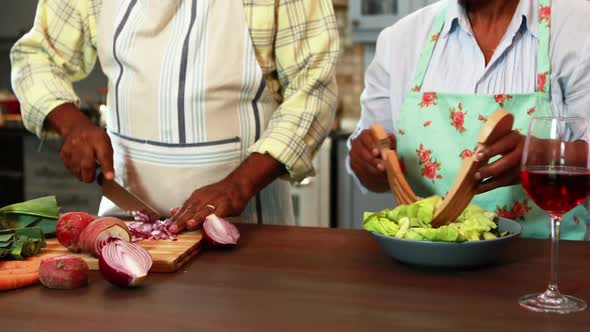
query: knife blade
[{"left": 96, "top": 170, "right": 160, "bottom": 220}]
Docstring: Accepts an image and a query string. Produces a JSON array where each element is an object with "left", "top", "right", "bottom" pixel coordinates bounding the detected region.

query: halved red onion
[
  {"left": 99, "top": 239, "right": 153, "bottom": 288},
  {"left": 79, "top": 217, "right": 130, "bottom": 257},
  {"left": 202, "top": 214, "right": 240, "bottom": 248},
  {"left": 93, "top": 226, "right": 130, "bottom": 258}
]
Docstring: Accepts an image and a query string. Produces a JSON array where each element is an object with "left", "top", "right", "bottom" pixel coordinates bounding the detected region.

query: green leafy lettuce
[{"left": 363, "top": 195, "right": 509, "bottom": 242}]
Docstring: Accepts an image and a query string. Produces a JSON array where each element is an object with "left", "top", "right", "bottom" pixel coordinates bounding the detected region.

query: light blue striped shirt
[{"left": 348, "top": 0, "right": 590, "bottom": 192}]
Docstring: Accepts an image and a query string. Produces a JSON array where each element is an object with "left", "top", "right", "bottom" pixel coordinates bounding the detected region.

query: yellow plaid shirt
[{"left": 10, "top": 0, "right": 339, "bottom": 182}]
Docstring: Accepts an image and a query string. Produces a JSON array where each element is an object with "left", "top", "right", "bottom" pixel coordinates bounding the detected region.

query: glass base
[{"left": 519, "top": 291, "right": 587, "bottom": 314}]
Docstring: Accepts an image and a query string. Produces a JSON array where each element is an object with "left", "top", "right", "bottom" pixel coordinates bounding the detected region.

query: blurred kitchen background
[{"left": 0, "top": 0, "right": 437, "bottom": 229}]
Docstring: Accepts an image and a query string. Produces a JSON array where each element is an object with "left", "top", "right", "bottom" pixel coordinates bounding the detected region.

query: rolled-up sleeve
[
  {"left": 10, "top": 0, "right": 99, "bottom": 137},
  {"left": 247, "top": 0, "right": 340, "bottom": 183}
]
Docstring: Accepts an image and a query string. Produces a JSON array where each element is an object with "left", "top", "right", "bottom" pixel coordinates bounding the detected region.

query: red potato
[
  {"left": 39, "top": 256, "right": 89, "bottom": 290},
  {"left": 56, "top": 212, "right": 95, "bottom": 252},
  {"left": 78, "top": 217, "right": 131, "bottom": 257}
]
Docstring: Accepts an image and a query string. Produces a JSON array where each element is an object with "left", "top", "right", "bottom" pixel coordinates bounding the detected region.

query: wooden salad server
[
  {"left": 370, "top": 108, "right": 514, "bottom": 227},
  {"left": 370, "top": 125, "right": 419, "bottom": 205}
]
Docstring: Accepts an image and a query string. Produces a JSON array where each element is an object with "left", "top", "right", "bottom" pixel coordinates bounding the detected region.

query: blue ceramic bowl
[{"left": 370, "top": 217, "right": 522, "bottom": 268}]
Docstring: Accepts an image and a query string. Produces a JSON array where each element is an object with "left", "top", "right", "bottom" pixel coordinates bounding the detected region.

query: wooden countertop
[{"left": 1, "top": 224, "right": 589, "bottom": 331}]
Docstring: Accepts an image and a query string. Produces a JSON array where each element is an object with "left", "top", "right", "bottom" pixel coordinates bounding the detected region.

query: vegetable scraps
[
  {"left": 363, "top": 195, "right": 509, "bottom": 242},
  {"left": 128, "top": 210, "right": 240, "bottom": 247},
  {"left": 128, "top": 211, "right": 177, "bottom": 241},
  {"left": 0, "top": 196, "right": 60, "bottom": 237}
]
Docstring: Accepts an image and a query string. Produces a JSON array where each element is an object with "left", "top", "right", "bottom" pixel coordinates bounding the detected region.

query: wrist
[
  {"left": 225, "top": 172, "right": 257, "bottom": 203},
  {"left": 46, "top": 103, "right": 95, "bottom": 137},
  {"left": 225, "top": 153, "right": 286, "bottom": 201}
]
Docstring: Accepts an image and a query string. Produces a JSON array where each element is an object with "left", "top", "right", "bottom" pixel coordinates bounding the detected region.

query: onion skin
[
  {"left": 39, "top": 256, "right": 89, "bottom": 290},
  {"left": 202, "top": 214, "right": 240, "bottom": 248},
  {"left": 56, "top": 212, "right": 95, "bottom": 252},
  {"left": 99, "top": 240, "right": 153, "bottom": 288},
  {"left": 79, "top": 217, "right": 130, "bottom": 257}
]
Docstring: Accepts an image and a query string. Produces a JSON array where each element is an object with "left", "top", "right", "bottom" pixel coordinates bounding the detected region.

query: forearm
[
  {"left": 10, "top": 0, "right": 98, "bottom": 138},
  {"left": 226, "top": 153, "right": 287, "bottom": 199}
]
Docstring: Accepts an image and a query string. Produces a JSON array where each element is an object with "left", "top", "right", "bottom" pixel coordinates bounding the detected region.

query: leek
[
  {"left": 0, "top": 227, "right": 46, "bottom": 259},
  {"left": 0, "top": 196, "right": 60, "bottom": 237}
]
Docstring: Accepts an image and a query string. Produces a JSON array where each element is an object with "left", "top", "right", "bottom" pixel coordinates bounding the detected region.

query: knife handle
[{"left": 95, "top": 164, "right": 104, "bottom": 186}]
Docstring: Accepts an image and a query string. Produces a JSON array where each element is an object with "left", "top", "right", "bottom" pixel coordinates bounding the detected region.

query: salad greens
[{"left": 363, "top": 195, "right": 509, "bottom": 242}]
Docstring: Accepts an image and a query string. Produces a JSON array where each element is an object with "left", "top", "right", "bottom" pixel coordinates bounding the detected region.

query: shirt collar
[{"left": 441, "top": 0, "right": 538, "bottom": 39}]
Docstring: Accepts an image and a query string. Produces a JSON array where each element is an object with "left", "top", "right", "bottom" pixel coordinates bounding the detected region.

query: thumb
[{"left": 96, "top": 144, "right": 115, "bottom": 180}]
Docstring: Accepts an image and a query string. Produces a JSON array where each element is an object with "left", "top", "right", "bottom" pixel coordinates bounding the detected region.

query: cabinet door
[
  {"left": 350, "top": 0, "right": 422, "bottom": 42},
  {"left": 23, "top": 136, "right": 102, "bottom": 213},
  {"left": 0, "top": 131, "right": 24, "bottom": 206},
  {"left": 351, "top": 0, "right": 414, "bottom": 31},
  {"left": 335, "top": 136, "right": 397, "bottom": 229},
  {"left": 0, "top": 0, "right": 38, "bottom": 39}
]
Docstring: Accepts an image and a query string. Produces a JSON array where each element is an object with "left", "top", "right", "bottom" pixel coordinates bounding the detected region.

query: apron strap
[
  {"left": 536, "top": 0, "right": 552, "bottom": 95},
  {"left": 410, "top": 0, "right": 553, "bottom": 95},
  {"left": 409, "top": 3, "right": 447, "bottom": 91}
]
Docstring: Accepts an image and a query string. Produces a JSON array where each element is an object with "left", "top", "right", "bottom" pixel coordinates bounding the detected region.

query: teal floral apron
[{"left": 396, "top": 0, "right": 589, "bottom": 240}]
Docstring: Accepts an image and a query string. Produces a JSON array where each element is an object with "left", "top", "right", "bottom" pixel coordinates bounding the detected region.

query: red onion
[
  {"left": 99, "top": 239, "right": 153, "bottom": 288},
  {"left": 127, "top": 211, "right": 177, "bottom": 241},
  {"left": 202, "top": 214, "right": 240, "bottom": 248},
  {"left": 79, "top": 217, "right": 130, "bottom": 257},
  {"left": 93, "top": 226, "right": 130, "bottom": 258}
]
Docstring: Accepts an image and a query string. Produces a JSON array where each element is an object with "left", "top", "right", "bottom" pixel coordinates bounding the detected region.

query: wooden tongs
[
  {"left": 370, "top": 109, "right": 514, "bottom": 228},
  {"left": 370, "top": 125, "right": 418, "bottom": 206}
]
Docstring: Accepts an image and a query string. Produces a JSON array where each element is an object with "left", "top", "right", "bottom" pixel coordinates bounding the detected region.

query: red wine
[{"left": 521, "top": 166, "right": 590, "bottom": 214}]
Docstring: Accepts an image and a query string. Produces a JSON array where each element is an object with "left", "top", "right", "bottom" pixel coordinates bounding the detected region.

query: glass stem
[{"left": 547, "top": 214, "right": 562, "bottom": 296}]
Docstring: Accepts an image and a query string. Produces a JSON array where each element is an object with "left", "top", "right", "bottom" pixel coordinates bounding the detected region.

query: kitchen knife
[{"left": 96, "top": 168, "right": 160, "bottom": 220}]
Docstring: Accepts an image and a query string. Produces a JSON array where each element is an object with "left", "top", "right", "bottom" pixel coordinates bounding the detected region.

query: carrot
[
  {"left": 0, "top": 257, "right": 42, "bottom": 291},
  {"left": 0, "top": 257, "right": 41, "bottom": 270},
  {"left": 0, "top": 266, "right": 40, "bottom": 274},
  {"left": 0, "top": 272, "right": 39, "bottom": 291}
]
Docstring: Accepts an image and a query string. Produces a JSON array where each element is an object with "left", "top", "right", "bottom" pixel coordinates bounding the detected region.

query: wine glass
[{"left": 519, "top": 117, "right": 590, "bottom": 314}]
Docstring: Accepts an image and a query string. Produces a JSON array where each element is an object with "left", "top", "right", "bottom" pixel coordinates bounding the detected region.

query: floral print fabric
[{"left": 393, "top": 0, "right": 588, "bottom": 240}]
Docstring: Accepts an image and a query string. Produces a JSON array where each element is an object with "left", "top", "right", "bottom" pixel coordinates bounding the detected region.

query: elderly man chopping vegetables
[
  {"left": 348, "top": 0, "right": 590, "bottom": 240},
  {"left": 11, "top": 0, "right": 339, "bottom": 233}
]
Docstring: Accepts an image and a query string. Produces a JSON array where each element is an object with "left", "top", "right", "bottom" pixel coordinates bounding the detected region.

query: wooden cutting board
[{"left": 40, "top": 230, "right": 202, "bottom": 273}]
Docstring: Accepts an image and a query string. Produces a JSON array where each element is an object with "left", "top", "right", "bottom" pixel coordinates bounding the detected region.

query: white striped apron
[{"left": 95, "top": 0, "right": 294, "bottom": 225}]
